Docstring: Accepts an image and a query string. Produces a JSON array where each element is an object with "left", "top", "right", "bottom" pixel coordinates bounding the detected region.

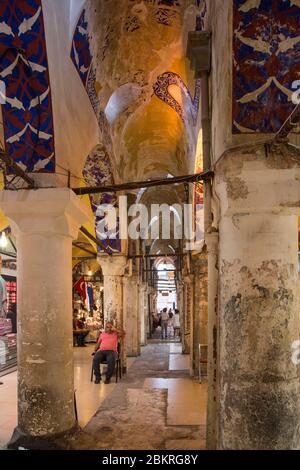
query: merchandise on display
[{"left": 73, "top": 275, "right": 104, "bottom": 343}]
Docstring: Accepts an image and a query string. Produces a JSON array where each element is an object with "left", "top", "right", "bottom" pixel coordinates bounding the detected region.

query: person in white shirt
[
  {"left": 168, "top": 309, "right": 175, "bottom": 338},
  {"left": 160, "top": 308, "right": 169, "bottom": 340}
]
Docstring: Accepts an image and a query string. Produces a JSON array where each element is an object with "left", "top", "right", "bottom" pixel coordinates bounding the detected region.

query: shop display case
[
  {"left": 0, "top": 318, "right": 17, "bottom": 377},
  {"left": 0, "top": 275, "right": 17, "bottom": 377}
]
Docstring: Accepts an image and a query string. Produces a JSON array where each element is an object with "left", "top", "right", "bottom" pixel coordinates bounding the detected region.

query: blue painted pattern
[
  {"left": 0, "top": 0, "right": 55, "bottom": 172},
  {"left": 71, "top": 11, "right": 92, "bottom": 87},
  {"left": 233, "top": 0, "right": 300, "bottom": 133},
  {"left": 153, "top": 71, "right": 200, "bottom": 125}
]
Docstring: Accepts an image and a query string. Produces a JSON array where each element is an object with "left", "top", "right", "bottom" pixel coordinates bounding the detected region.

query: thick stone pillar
[
  {"left": 124, "top": 274, "right": 140, "bottom": 357},
  {"left": 98, "top": 255, "right": 127, "bottom": 370},
  {"left": 219, "top": 212, "right": 300, "bottom": 449},
  {"left": 0, "top": 189, "right": 89, "bottom": 449},
  {"left": 216, "top": 150, "right": 300, "bottom": 450},
  {"left": 192, "top": 249, "right": 208, "bottom": 378},
  {"left": 205, "top": 232, "right": 219, "bottom": 450}
]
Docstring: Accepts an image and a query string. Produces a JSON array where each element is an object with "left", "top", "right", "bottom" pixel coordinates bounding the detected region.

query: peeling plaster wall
[
  {"left": 219, "top": 215, "right": 300, "bottom": 449},
  {"left": 215, "top": 146, "right": 300, "bottom": 449},
  {"left": 192, "top": 249, "right": 208, "bottom": 378}
]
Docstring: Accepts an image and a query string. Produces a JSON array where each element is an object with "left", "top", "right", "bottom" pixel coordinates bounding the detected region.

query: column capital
[
  {"left": 98, "top": 255, "right": 128, "bottom": 276},
  {"left": 0, "top": 188, "right": 90, "bottom": 239},
  {"left": 216, "top": 154, "right": 300, "bottom": 217}
]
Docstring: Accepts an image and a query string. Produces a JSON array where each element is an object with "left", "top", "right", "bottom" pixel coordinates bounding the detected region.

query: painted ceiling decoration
[
  {"left": 145, "top": 1, "right": 181, "bottom": 15},
  {"left": 124, "top": 0, "right": 181, "bottom": 32},
  {"left": 71, "top": 9, "right": 93, "bottom": 87},
  {"left": 104, "top": 83, "right": 142, "bottom": 125},
  {"left": 0, "top": 0, "right": 55, "bottom": 173},
  {"left": 83, "top": 145, "right": 121, "bottom": 255},
  {"left": 233, "top": 0, "right": 300, "bottom": 134},
  {"left": 196, "top": 0, "right": 207, "bottom": 31},
  {"left": 153, "top": 72, "right": 200, "bottom": 126},
  {"left": 152, "top": 0, "right": 205, "bottom": 126},
  {"left": 71, "top": 11, "right": 121, "bottom": 255},
  {"left": 71, "top": 10, "right": 100, "bottom": 119}
]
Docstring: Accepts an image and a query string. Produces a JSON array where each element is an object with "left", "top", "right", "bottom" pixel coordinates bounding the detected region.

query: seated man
[
  {"left": 73, "top": 315, "right": 89, "bottom": 347},
  {"left": 92, "top": 322, "right": 124, "bottom": 384}
]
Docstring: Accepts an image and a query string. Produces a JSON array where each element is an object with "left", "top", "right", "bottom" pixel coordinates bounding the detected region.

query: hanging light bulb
[{"left": 0, "top": 232, "right": 8, "bottom": 248}]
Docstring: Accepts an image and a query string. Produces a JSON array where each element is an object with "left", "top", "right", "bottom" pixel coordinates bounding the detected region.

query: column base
[{"left": 7, "top": 424, "right": 81, "bottom": 450}]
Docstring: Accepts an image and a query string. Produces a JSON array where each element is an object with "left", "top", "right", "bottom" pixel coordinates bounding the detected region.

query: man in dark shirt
[{"left": 73, "top": 312, "right": 88, "bottom": 347}]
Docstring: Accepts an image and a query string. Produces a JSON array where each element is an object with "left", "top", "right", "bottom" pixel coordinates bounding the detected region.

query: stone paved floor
[{"left": 66, "top": 343, "right": 206, "bottom": 450}]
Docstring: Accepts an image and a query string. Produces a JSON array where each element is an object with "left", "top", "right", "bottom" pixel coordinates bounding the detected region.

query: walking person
[
  {"left": 168, "top": 309, "right": 175, "bottom": 338},
  {"left": 174, "top": 309, "right": 181, "bottom": 338},
  {"left": 160, "top": 308, "right": 169, "bottom": 340}
]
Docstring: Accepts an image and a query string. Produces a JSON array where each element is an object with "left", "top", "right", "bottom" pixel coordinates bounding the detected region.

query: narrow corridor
[
  {"left": 0, "top": 342, "right": 206, "bottom": 450},
  {"left": 69, "top": 342, "right": 206, "bottom": 450}
]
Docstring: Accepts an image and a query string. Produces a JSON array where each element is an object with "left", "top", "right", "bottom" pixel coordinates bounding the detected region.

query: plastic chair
[{"left": 90, "top": 342, "right": 122, "bottom": 383}]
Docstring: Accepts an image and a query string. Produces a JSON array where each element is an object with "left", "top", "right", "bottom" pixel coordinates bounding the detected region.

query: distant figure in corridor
[
  {"left": 174, "top": 309, "right": 181, "bottom": 338},
  {"left": 161, "top": 308, "right": 169, "bottom": 340},
  {"left": 93, "top": 322, "right": 124, "bottom": 384},
  {"left": 168, "top": 308, "right": 175, "bottom": 338}
]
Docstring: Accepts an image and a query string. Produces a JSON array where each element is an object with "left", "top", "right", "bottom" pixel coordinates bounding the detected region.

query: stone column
[
  {"left": 177, "top": 283, "right": 184, "bottom": 343},
  {"left": 192, "top": 249, "right": 208, "bottom": 378},
  {"left": 0, "top": 189, "right": 90, "bottom": 449},
  {"left": 219, "top": 211, "right": 300, "bottom": 449},
  {"left": 98, "top": 255, "right": 127, "bottom": 370},
  {"left": 147, "top": 286, "right": 156, "bottom": 338},
  {"left": 139, "top": 282, "right": 148, "bottom": 346},
  {"left": 216, "top": 150, "right": 300, "bottom": 450},
  {"left": 124, "top": 274, "right": 140, "bottom": 357},
  {"left": 205, "top": 232, "right": 219, "bottom": 450},
  {"left": 182, "top": 276, "right": 194, "bottom": 355}
]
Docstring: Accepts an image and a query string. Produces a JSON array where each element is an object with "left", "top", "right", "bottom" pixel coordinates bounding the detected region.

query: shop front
[
  {"left": 73, "top": 266, "right": 104, "bottom": 346},
  {"left": 0, "top": 231, "right": 17, "bottom": 377}
]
